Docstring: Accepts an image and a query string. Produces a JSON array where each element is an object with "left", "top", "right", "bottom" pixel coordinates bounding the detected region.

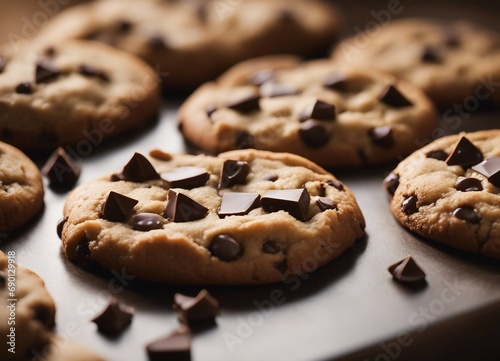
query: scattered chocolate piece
[
  {"left": 164, "top": 190, "right": 208, "bottom": 222},
  {"left": 0, "top": 56, "right": 7, "bottom": 73},
  {"left": 235, "top": 131, "right": 256, "bottom": 149},
  {"left": 173, "top": 290, "right": 220, "bottom": 325},
  {"left": 471, "top": 157, "right": 500, "bottom": 188},
  {"left": 379, "top": 85, "right": 413, "bottom": 107},
  {"left": 57, "top": 218, "right": 67, "bottom": 239},
  {"left": 263, "top": 174, "right": 278, "bottom": 182},
  {"left": 260, "top": 82, "right": 298, "bottom": 98},
  {"left": 426, "top": 150, "right": 449, "bottom": 161},
  {"left": 446, "top": 137, "right": 484, "bottom": 169},
  {"left": 15, "top": 82, "right": 32, "bottom": 94},
  {"left": 101, "top": 192, "right": 138, "bottom": 222},
  {"left": 219, "top": 193, "right": 260, "bottom": 218},
  {"left": 453, "top": 206, "right": 480, "bottom": 224},
  {"left": 132, "top": 213, "right": 164, "bottom": 232},
  {"left": 421, "top": 46, "right": 442, "bottom": 63},
  {"left": 388, "top": 256, "right": 426, "bottom": 284},
  {"left": 218, "top": 160, "right": 250, "bottom": 189},
  {"left": 0, "top": 270, "right": 6, "bottom": 288},
  {"left": 317, "top": 197, "right": 337, "bottom": 212},
  {"left": 300, "top": 100, "right": 336, "bottom": 122},
  {"left": 161, "top": 167, "right": 209, "bottom": 189},
  {"left": 455, "top": 177, "right": 483, "bottom": 192},
  {"left": 92, "top": 297, "right": 134, "bottom": 336},
  {"left": 146, "top": 327, "right": 191, "bottom": 361},
  {"left": 79, "top": 64, "right": 110, "bottom": 82},
  {"left": 402, "top": 195, "right": 418, "bottom": 215},
  {"left": 261, "top": 188, "right": 310, "bottom": 221},
  {"left": 384, "top": 173, "right": 400, "bottom": 197},
  {"left": 210, "top": 234, "right": 242, "bottom": 262},
  {"left": 41, "top": 147, "right": 81, "bottom": 188},
  {"left": 369, "top": 126, "right": 394, "bottom": 148},
  {"left": 249, "top": 69, "right": 275, "bottom": 86},
  {"left": 324, "top": 180, "right": 344, "bottom": 192},
  {"left": 115, "top": 153, "right": 160, "bottom": 182},
  {"left": 299, "top": 119, "right": 330, "bottom": 148},
  {"left": 36, "top": 61, "right": 60, "bottom": 84},
  {"left": 149, "top": 33, "right": 168, "bottom": 50},
  {"left": 116, "top": 20, "right": 132, "bottom": 33},
  {"left": 322, "top": 72, "right": 348, "bottom": 91},
  {"left": 226, "top": 94, "right": 260, "bottom": 113},
  {"left": 262, "top": 241, "right": 281, "bottom": 254},
  {"left": 74, "top": 240, "right": 93, "bottom": 267},
  {"left": 206, "top": 104, "right": 217, "bottom": 119}
]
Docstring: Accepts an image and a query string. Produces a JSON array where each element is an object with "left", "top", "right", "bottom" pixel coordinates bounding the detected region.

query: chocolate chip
[
  {"left": 250, "top": 69, "right": 275, "bottom": 86},
  {"left": 219, "top": 193, "right": 260, "bottom": 218},
  {"left": 149, "top": 33, "right": 169, "bottom": 50},
  {"left": 317, "top": 197, "right": 337, "bottom": 212},
  {"left": 206, "top": 104, "right": 217, "bottom": 119},
  {"left": 116, "top": 20, "right": 133, "bottom": 33},
  {"left": 164, "top": 190, "right": 208, "bottom": 222},
  {"left": 15, "top": 82, "right": 32, "bottom": 94},
  {"left": 453, "top": 207, "right": 480, "bottom": 224},
  {"left": 300, "top": 100, "right": 336, "bottom": 122},
  {"left": 33, "top": 306, "right": 53, "bottom": 327},
  {"left": 421, "top": 46, "right": 442, "bottom": 63},
  {"left": 402, "top": 195, "right": 418, "bottom": 215},
  {"left": 92, "top": 297, "right": 134, "bottom": 336},
  {"left": 274, "top": 260, "right": 287, "bottom": 273},
  {"left": 0, "top": 270, "right": 5, "bottom": 288},
  {"left": 101, "top": 191, "right": 138, "bottom": 222},
  {"left": 1, "top": 129, "right": 13, "bottom": 140},
  {"left": 146, "top": 327, "right": 191, "bottom": 361},
  {"left": 324, "top": 180, "right": 344, "bottom": 192},
  {"left": 260, "top": 82, "right": 298, "bottom": 98},
  {"left": 384, "top": 173, "right": 400, "bottom": 197},
  {"left": 263, "top": 174, "right": 278, "bottom": 182},
  {"left": 426, "top": 150, "right": 449, "bottom": 161},
  {"left": 79, "top": 64, "right": 110, "bottom": 82},
  {"left": 161, "top": 167, "right": 209, "bottom": 189},
  {"left": 261, "top": 188, "right": 310, "bottom": 221},
  {"left": 36, "top": 61, "right": 60, "bottom": 83},
  {"left": 379, "top": 85, "right": 413, "bottom": 107},
  {"left": 41, "top": 147, "right": 81, "bottom": 188},
  {"left": 262, "top": 241, "right": 281, "bottom": 254},
  {"left": 132, "top": 213, "right": 164, "bottom": 232},
  {"left": 0, "top": 56, "right": 6, "bottom": 73},
  {"left": 226, "top": 94, "right": 260, "bottom": 113},
  {"left": 299, "top": 120, "right": 330, "bottom": 148},
  {"left": 322, "top": 72, "right": 348, "bottom": 91},
  {"left": 369, "top": 126, "right": 394, "bottom": 148},
  {"left": 455, "top": 177, "right": 483, "bottom": 192},
  {"left": 115, "top": 153, "right": 159, "bottom": 182},
  {"left": 57, "top": 217, "right": 67, "bottom": 239},
  {"left": 173, "top": 290, "right": 219, "bottom": 325},
  {"left": 235, "top": 131, "right": 256, "bottom": 149},
  {"left": 75, "top": 240, "right": 92, "bottom": 267},
  {"left": 388, "top": 256, "right": 426, "bottom": 284},
  {"left": 446, "top": 137, "right": 484, "bottom": 169},
  {"left": 218, "top": 160, "right": 250, "bottom": 189},
  {"left": 210, "top": 234, "right": 242, "bottom": 262},
  {"left": 471, "top": 157, "right": 500, "bottom": 188}
]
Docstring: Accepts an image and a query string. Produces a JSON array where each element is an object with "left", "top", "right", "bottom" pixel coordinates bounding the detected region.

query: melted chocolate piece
[
  {"left": 261, "top": 188, "right": 310, "bottom": 221},
  {"left": 446, "top": 137, "right": 484, "bottom": 169},
  {"left": 116, "top": 153, "right": 159, "bottom": 182},
  {"left": 173, "top": 289, "right": 220, "bottom": 325},
  {"left": 210, "top": 234, "right": 243, "bottom": 262},
  {"left": 164, "top": 190, "right": 208, "bottom": 222},
  {"left": 75, "top": 240, "right": 93, "bottom": 267},
  {"left": 161, "top": 167, "right": 209, "bottom": 189},
  {"left": 299, "top": 120, "right": 330, "bottom": 148},
  {"left": 226, "top": 94, "right": 260, "bottom": 113},
  {"left": 426, "top": 150, "right": 449, "bottom": 161},
  {"left": 388, "top": 256, "right": 426, "bottom": 284},
  {"left": 146, "top": 327, "right": 191, "bottom": 361},
  {"left": 92, "top": 297, "right": 134, "bottom": 336},
  {"left": 384, "top": 173, "right": 400, "bottom": 197},
  {"left": 379, "top": 85, "right": 413, "bottom": 107},
  {"left": 41, "top": 147, "right": 81, "bottom": 188},
  {"left": 101, "top": 192, "right": 138, "bottom": 222},
  {"left": 79, "top": 64, "right": 110, "bottom": 82},
  {"left": 317, "top": 197, "right": 337, "bottom": 212},
  {"left": 36, "top": 61, "right": 60, "bottom": 83},
  {"left": 369, "top": 126, "right": 394, "bottom": 148},
  {"left": 453, "top": 207, "right": 480, "bottom": 224},
  {"left": 15, "top": 82, "right": 32, "bottom": 94},
  {"left": 132, "top": 213, "right": 164, "bottom": 231},
  {"left": 471, "top": 157, "right": 500, "bottom": 188},
  {"left": 219, "top": 193, "right": 261, "bottom": 218},
  {"left": 218, "top": 160, "right": 250, "bottom": 189},
  {"left": 455, "top": 177, "right": 483, "bottom": 192},
  {"left": 402, "top": 195, "right": 418, "bottom": 215},
  {"left": 324, "top": 180, "right": 344, "bottom": 192}
]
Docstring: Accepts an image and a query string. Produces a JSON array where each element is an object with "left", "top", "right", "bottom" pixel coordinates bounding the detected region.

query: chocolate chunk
[
  {"left": 446, "top": 137, "right": 484, "bottom": 169},
  {"left": 36, "top": 61, "right": 60, "bottom": 83},
  {"left": 164, "top": 190, "right": 208, "bottom": 222},
  {"left": 300, "top": 100, "right": 336, "bottom": 122},
  {"left": 260, "top": 82, "right": 298, "bottom": 98},
  {"left": 261, "top": 188, "right": 310, "bottom": 221},
  {"left": 324, "top": 180, "right": 344, "bottom": 192},
  {"left": 471, "top": 157, "right": 500, "bottom": 188},
  {"left": 149, "top": 33, "right": 168, "bottom": 50},
  {"left": 79, "top": 64, "right": 110, "bottom": 82},
  {"left": 116, "top": 20, "right": 132, "bottom": 33},
  {"left": 15, "top": 82, "right": 32, "bottom": 94},
  {"left": 132, "top": 213, "right": 164, "bottom": 232},
  {"left": 369, "top": 126, "right": 394, "bottom": 148},
  {"left": 218, "top": 160, "right": 250, "bottom": 189},
  {"left": 455, "top": 177, "right": 483, "bottom": 192},
  {"left": 33, "top": 306, "right": 53, "bottom": 327},
  {"left": 209, "top": 234, "right": 242, "bottom": 262},
  {"left": 41, "top": 147, "right": 81, "bottom": 188},
  {"left": 226, "top": 94, "right": 260, "bottom": 113},
  {"left": 116, "top": 153, "right": 159, "bottom": 182},
  {"left": 0, "top": 56, "right": 6, "bottom": 73},
  {"left": 92, "top": 297, "right": 134, "bottom": 336},
  {"left": 263, "top": 174, "right": 278, "bottom": 182},
  {"left": 75, "top": 240, "right": 92, "bottom": 267},
  {"left": 262, "top": 241, "right": 281, "bottom": 254},
  {"left": 421, "top": 46, "right": 442, "bottom": 63},
  {"left": 388, "top": 256, "right": 426, "bottom": 284},
  {"left": 299, "top": 120, "right": 330, "bottom": 148},
  {"left": 379, "top": 85, "right": 413, "bottom": 107},
  {"left": 426, "top": 150, "right": 449, "bottom": 161},
  {"left": 101, "top": 191, "right": 138, "bottom": 222},
  {"left": 173, "top": 289, "right": 219, "bottom": 325},
  {"left": 322, "top": 72, "right": 348, "bottom": 91},
  {"left": 235, "top": 131, "right": 256, "bottom": 149},
  {"left": 219, "top": 193, "right": 260, "bottom": 218},
  {"left": 402, "top": 195, "right": 418, "bottom": 215},
  {"left": 250, "top": 69, "right": 275, "bottom": 86},
  {"left": 317, "top": 197, "right": 337, "bottom": 212},
  {"left": 453, "top": 207, "right": 480, "bottom": 224},
  {"left": 57, "top": 218, "right": 66, "bottom": 239},
  {"left": 161, "top": 167, "right": 209, "bottom": 189},
  {"left": 206, "top": 104, "right": 217, "bottom": 118},
  {"left": 384, "top": 173, "right": 400, "bottom": 196},
  {"left": 146, "top": 327, "right": 191, "bottom": 361},
  {"left": 274, "top": 260, "right": 287, "bottom": 273}
]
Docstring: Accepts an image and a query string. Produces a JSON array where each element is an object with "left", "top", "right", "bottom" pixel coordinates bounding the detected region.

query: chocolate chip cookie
[
  {"left": 60, "top": 149, "right": 365, "bottom": 284},
  {"left": 178, "top": 56, "right": 437, "bottom": 168},
  {"left": 34, "top": 0, "right": 342, "bottom": 89},
  {"left": 332, "top": 18, "right": 500, "bottom": 108},
  {"left": 385, "top": 130, "right": 500, "bottom": 259},
  {"left": 0, "top": 142, "right": 44, "bottom": 234},
  {"left": 0, "top": 40, "right": 160, "bottom": 152}
]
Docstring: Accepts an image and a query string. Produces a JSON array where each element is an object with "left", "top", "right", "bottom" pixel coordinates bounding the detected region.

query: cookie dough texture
[
  {"left": 62, "top": 150, "right": 366, "bottom": 284},
  {"left": 332, "top": 18, "right": 500, "bottom": 108},
  {"left": 35, "top": 0, "right": 342, "bottom": 89},
  {"left": 0, "top": 142, "right": 44, "bottom": 234},
  {"left": 0, "top": 40, "right": 160, "bottom": 152},
  {"left": 179, "top": 56, "right": 437, "bottom": 167},
  {"left": 387, "top": 130, "right": 500, "bottom": 259}
]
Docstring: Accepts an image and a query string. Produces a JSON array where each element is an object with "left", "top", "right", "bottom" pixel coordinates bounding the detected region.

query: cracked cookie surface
[
  {"left": 61, "top": 149, "right": 365, "bottom": 284},
  {"left": 385, "top": 130, "right": 500, "bottom": 259}
]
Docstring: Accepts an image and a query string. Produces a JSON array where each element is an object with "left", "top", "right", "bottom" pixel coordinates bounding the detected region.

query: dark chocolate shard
[
  {"left": 41, "top": 147, "right": 81, "bottom": 188},
  {"left": 161, "top": 167, "right": 209, "bottom": 189},
  {"left": 75, "top": 239, "right": 93, "bottom": 268},
  {"left": 219, "top": 193, "right": 260, "bottom": 218},
  {"left": 471, "top": 157, "right": 500, "bottom": 188},
  {"left": 300, "top": 100, "right": 336, "bottom": 122},
  {"left": 146, "top": 326, "right": 191, "bottom": 361},
  {"left": 209, "top": 234, "right": 242, "bottom": 262},
  {"left": 260, "top": 82, "right": 298, "bottom": 98},
  {"left": 453, "top": 206, "right": 480, "bottom": 224},
  {"left": 101, "top": 191, "right": 138, "bottom": 222},
  {"left": 426, "top": 150, "right": 449, "bottom": 161},
  {"left": 235, "top": 131, "right": 256, "bottom": 149},
  {"left": 79, "top": 64, "right": 110, "bottom": 82},
  {"left": 317, "top": 197, "right": 337, "bottom": 212},
  {"left": 455, "top": 177, "right": 483, "bottom": 192},
  {"left": 384, "top": 173, "right": 400, "bottom": 197},
  {"left": 132, "top": 213, "right": 164, "bottom": 232},
  {"left": 173, "top": 289, "right": 220, "bottom": 325},
  {"left": 299, "top": 119, "right": 330, "bottom": 148},
  {"left": 322, "top": 72, "right": 348, "bottom": 91},
  {"left": 379, "top": 85, "right": 413, "bottom": 107},
  {"left": 226, "top": 94, "right": 260, "bottom": 113},
  {"left": 402, "top": 195, "right": 418, "bottom": 215},
  {"left": 388, "top": 256, "right": 426, "bottom": 284},
  {"left": 250, "top": 69, "right": 275, "bottom": 86},
  {"left": 261, "top": 188, "right": 310, "bottom": 221},
  {"left": 369, "top": 126, "right": 394, "bottom": 148},
  {"left": 92, "top": 297, "right": 134, "bottom": 336},
  {"left": 446, "top": 137, "right": 483, "bottom": 169},
  {"left": 116, "top": 153, "right": 160, "bottom": 182},
  {"left": 164, "top": 190, "right": 208, "bottom": 222},
  {"left": 36, "top": 61, "right": 60, "bottom": 84},
  {"left": 218, "top": 160, "right": 250, "bottom": 189},
  {"left": 15, "top": 82, "right": 32, "bottom": 94}
]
